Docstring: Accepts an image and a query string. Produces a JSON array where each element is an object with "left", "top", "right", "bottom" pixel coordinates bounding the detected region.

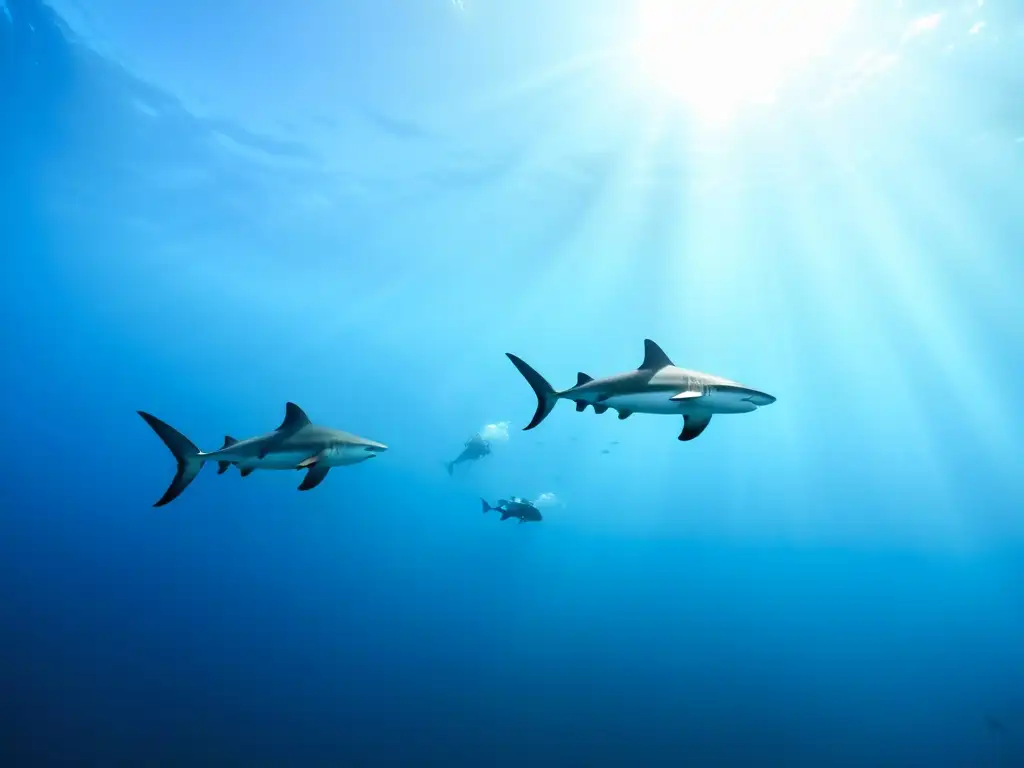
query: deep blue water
[{"left": 3, "top": 0, "right": 1024, "bottom": 765}]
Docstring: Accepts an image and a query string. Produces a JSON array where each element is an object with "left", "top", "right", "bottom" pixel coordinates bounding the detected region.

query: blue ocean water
[{"left": 2, "top": 0, "right": 1024, "bottom": 764}]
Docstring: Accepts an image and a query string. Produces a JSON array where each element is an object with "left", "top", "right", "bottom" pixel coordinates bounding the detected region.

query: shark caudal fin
[
  {"left": 481, "top": 498, "right": 493, "bottom": 514},
  {"left": 446, "top": 461, "right": 456, "bottom": 477},
  {"left": 505, "top": 353, "right": 559, "bottom": 430},
  {"left": 137, "top": 411, "right": 205, "bottom": 507}
]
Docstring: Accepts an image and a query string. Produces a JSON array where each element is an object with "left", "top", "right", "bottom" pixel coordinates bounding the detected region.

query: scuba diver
[{"left": 445, "top": 433, "right": 491, "bottom": 476}]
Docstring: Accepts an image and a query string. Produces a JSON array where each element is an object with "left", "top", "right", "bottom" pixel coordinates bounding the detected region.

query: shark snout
[
  {"left": 746, "top": 391, "right": 776, "bottom": 406},
  {"left": 362, "top": 441, "right": 388, "bottom": 455}
]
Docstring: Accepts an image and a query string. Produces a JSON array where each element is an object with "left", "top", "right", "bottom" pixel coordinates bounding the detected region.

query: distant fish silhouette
[{"left": 985, "top": 714, "right": 1006, "bottom": 734}]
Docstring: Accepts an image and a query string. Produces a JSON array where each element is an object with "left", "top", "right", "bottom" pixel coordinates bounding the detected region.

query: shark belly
[
  {"left": 599, "top": 391, "right": 690, "bottom": 415},
  {"left": 237, "top": 451, "right": 313, "bottom": 471},
  {"left": 600, "top": 388, "right": 766, "bottom": 415}
]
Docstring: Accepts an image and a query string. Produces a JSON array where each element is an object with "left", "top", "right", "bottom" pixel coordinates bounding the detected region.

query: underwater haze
[{"left": 3, "top": 0, "right": 1024, "bottom": 764}]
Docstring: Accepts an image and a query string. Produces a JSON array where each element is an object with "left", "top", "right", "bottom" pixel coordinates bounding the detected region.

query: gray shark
[
  {"left": 481, "top": 497, "right": 543, "bottom": 524},
  {"left": 445, "top": 434, "right": 491, "bottom": 476},
  {"left": 505, "top": 339, "right": 775, "bottom": 441},
  {"left": 137, "top": 402, "right": 388, "bottom": 507}
]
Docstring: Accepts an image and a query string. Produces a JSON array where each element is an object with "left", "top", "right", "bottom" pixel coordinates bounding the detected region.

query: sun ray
[
  {"left": 713, "top": 124, "right": 822, "bottom": 540},
  {"left": 412, "top": 65, "right": 669, "bottom": 401},
  {"left": 794, "top": 140, "right": 978, "bottom": 540},
  {"left": 887, "top": 123, "right": 1024, "bottom": 351},
  {"left": 868, "top": 136, "right": 1023, "bottom": 473},
  {"left": 829, "top": 122, "right": 1016, "bottom": 462}
]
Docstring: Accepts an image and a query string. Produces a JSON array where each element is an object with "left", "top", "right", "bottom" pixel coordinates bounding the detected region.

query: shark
[
  {"left": 505, "top": 339, "right": 775, "bottom": 441},
  {"left": 137, "top": 402, "right": 388, "bottom": 507},
  {"left": 445, "top": 433, "right": 491, "bottom": 476},
  {"left": 481, "top": 497, "right": 543, "bottom": 524}
]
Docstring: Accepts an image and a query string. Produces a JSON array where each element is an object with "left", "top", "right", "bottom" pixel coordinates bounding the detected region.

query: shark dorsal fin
[
  {"left": 639, "top": 339, "right": 674, "bottom": 370},
  {"left": 575, "top": 372, "right": 593, "bottom": 387},
  {"left": 277, "top": 402, "right": 311, "bottom": 432},
  {"left": 222, "top": 435, "right": 238, "bottom": 448}
]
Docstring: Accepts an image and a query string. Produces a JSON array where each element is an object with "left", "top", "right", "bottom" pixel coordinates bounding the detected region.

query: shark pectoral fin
[
  {"left": 617, "top": 410, "right": 632, "bottom": 420},
  {"left": 217, "top": 461, "right": 231, "bottom": 475},
  {"left": 670, "top": 391, "right": 703, "bottom": 401},
  {"left": 679, "top": 413, "right": 712, "bottom": 441},
  {"left": 296, "top": 452, "right": 323, "bottom": 469},
  {"left": 298, "top": 464, "right": 330, "bottom": 491},
  {"left": 593, "top": 404, "right": 609, "bottom": 415},
  {"left": 239, "top": 466, "right": 255, "bottom": 477},
  {"left": 574, "top": 401, "right": 587, "bottom": 412}
]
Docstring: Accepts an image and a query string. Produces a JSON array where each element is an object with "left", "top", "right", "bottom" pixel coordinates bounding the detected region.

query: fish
[
  {"left": 137, "top": 402, "right": 387, "bottom": 506},
  {"left": 505, "top": 339, "right": 775, "bottom": 441},
  {"left": 480, "top": 497, "right": 543, "bottom": 524}
]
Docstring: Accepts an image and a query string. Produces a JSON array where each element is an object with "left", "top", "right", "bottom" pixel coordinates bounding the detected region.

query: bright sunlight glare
[{"left": 626, "top": 0, "right": 856, "bottom": 123}]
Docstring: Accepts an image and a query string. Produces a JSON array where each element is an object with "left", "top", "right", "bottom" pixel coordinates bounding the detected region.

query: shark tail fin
[
  {"left": 445, "top": 461, "right": 455, "bottom": 477},
  {"left": 505, "top": 353, "right": 559, "bottom": 430},
  {"left": 137, "top": 411, "right": 205, "bottom": 507},
  {"left": 481, "top": 498, "right": 492, "bottom": 514}
]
